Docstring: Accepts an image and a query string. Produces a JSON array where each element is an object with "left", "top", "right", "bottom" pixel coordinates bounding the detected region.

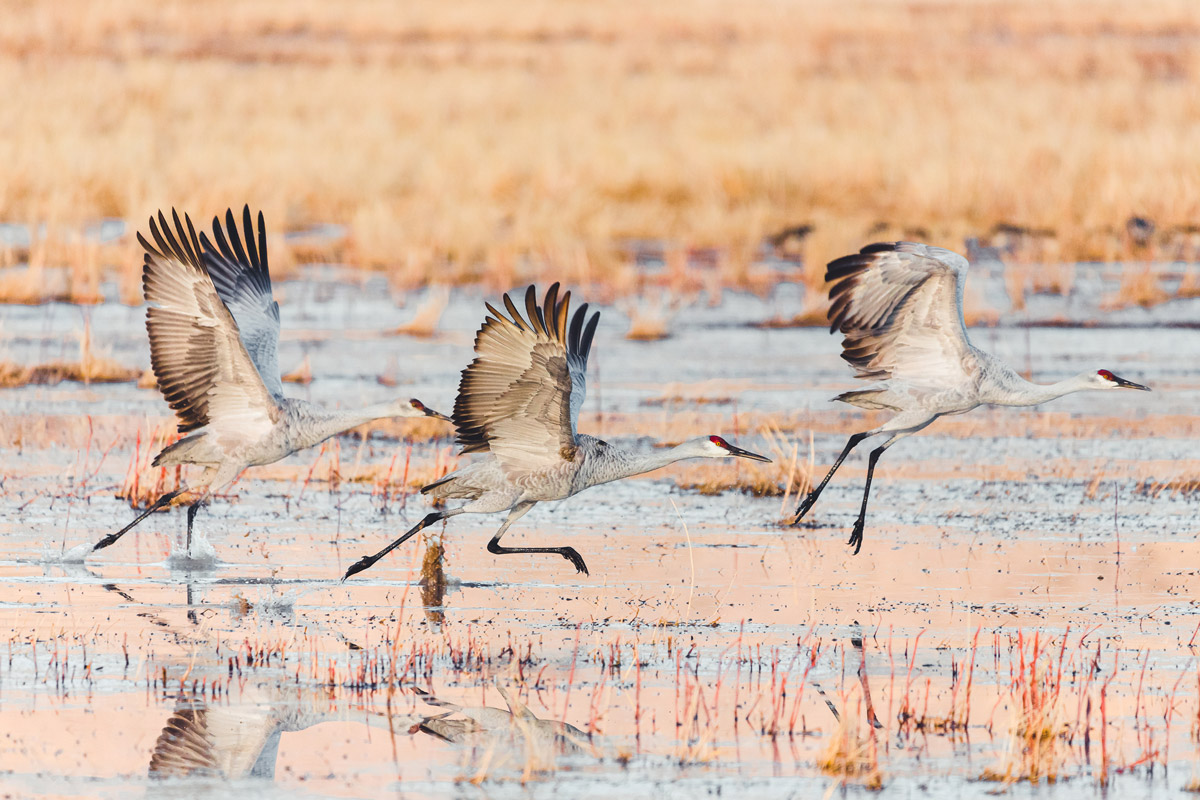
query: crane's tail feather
[{"left": 833, "top": 389, "right": 902, "bottom": 411}]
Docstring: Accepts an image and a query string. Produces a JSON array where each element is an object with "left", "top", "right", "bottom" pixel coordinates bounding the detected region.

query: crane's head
[
  {"left": 1092, "top": 370, "right": 1151, "bottom": 391},
  {"left": 701, "top": 435, "right": 772, "bottom": 462},
  {"left": 401, "top": 398, "right": 453, "bottom": 421}
]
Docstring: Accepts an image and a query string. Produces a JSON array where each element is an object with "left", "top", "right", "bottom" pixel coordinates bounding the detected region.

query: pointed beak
[
  {"left": 726, "top": 443, "right": 772, "bottom": 463},
  {"left": 424, "top": 407, "right": 453, "bottom": 422},
  {"left": 1112, "top": 374, "right": 1151, "bottom": 391}
]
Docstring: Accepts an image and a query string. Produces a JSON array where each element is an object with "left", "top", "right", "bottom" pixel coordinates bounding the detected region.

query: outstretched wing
[
  {"left": 148, "top": 700, "right": 278, "bottom": 779},
  {"left": 826, "top": 241, "right": 975, "bottom": 388},
  {"left": 200, "top": 206, "right": 284, "bottom": 400},
  {"left": 141, "top": 209, "right": 280, "bottom": 438},
  {"left": 453, "top": 284, "right": 600, "bottom": 479}
]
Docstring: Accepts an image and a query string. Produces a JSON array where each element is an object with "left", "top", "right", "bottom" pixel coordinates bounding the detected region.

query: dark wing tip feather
[
  {"left": 859, "top": 241, "right": 903, "bottom": 255},
  {"left": 240, "top": 205, "right": 259, "bottom": 271},
  {"left": 568, "top": 302, "right": 589, "bottom": 356},
  {"left": 556, "top": 289, "right": 570, "bottom": 340},
  {"left": 578, "top": 309, "right": 600, "bottom": 364},
  {"left": 542, "top": 283, "right": 560, "bottom": 336},
  {"left": 525, "top": 285, "right": 547, "bottom": 337},
  {"left": 501, "top": 292, "right": 526, "bottom": 331}
]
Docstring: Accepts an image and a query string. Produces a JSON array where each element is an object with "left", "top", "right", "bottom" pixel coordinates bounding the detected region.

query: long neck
[
  {"left": 588, "top": 441, "right": 706, "bottom": 486},
  {"left": 297, "top": 402, "right": 407, "bottom": 449},
  {"left": 992, "top": 372, "right": 1094, "bottom": 407}
]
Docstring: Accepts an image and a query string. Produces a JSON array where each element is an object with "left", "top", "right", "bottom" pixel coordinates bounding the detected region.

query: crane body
[
  {"left": 795, "top": 241, "right": 1150, "bottom": 553},
  {"left": 92, "top": 207, "right": 449, "bottom": 558},
  {"left": 343, "top": 284, "right": 770, "bottom": 580}
]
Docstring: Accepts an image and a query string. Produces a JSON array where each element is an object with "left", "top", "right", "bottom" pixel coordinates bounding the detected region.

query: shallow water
[{"left": 1, "top": 279, "right": 1198, "bottom": 797}]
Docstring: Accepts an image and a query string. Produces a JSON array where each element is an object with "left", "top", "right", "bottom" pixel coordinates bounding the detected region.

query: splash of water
[
  {"left": 165, "top": 531, "right": 220, "bottom": 571},
  {"left": 47, "top": 541, "right": 97, "bottom": 564}
]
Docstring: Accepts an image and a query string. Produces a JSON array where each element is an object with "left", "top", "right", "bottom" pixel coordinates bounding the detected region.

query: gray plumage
[
  {"left": 343, "top": 283, "right": 770, "bottom": 580},
  {"left": 413, "top": 686, "right": 589, "bottom": 754},
  {"left": 149, "top": 689, "right": 422, "bottom": 780},
  {"left": 796, "top": 241, "right": 1151, "bottom": 553},
  {"left": 92, "top": 206, "right": 450, "bottom": 557}
]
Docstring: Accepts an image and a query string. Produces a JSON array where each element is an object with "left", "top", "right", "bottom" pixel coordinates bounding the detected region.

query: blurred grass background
[{"left": 2, "top": 0, "right": 1199, "bottom": 300}]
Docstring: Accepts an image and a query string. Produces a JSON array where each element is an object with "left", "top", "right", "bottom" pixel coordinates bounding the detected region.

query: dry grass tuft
[
  {"left": 391, "top": 287, "right": 449, "bottom": 338},
  {"left": 115, "top": 425, "right": 181, "bottom": 509},
  {"left": 362, "top": 415, "right": 455, "bottom": 444},
  {"left": 419, "top": 531, "right": 447, "bottom": 624},
  {"left": 1136, "top": 477, "right": 1200, "bottom": 498},
  {"left": 1101, "top": 264, "right": 1170, "bottom": 310},
  {"left": 672, "top": 425, "right": 812, "bottom": 503},
  {"left": 818, "top": 695, "right": 884, "bottom": 791},
  {"left": 622, "top": 292, "right": 683, "bottom": 342},
  {"left": 756, "top": 303, "right": 829, "bottom": 329},
  {"left": 281, "top": 355, "right": 313, "bottom": 385},
  {"left": 0, "top": 354, "right": 140, "bottom": 387},
  {"left": 979, "top": 634, "right": 1069, "bottom": 785}
]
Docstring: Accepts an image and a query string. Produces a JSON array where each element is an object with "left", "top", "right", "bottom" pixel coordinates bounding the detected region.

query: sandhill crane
[
  {"left": 794, "top": 241, "right": 1150, "bottom": 553},
  {"left": 149, "top": 688, "right": 422, "bottom": 779},
  {"left": 342, "top": 283, "right": 770, "bottom": 580},
  {"left": 91, "top": 207, "right": 450, "bottom": 558},
  {"left": 413, "top": 686, "right": 589, "bottom": 754}
]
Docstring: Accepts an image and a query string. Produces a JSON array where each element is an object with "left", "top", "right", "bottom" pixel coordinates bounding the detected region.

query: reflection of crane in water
[
  {"left": 344, "top": 283, "right": 771, "bottom": 580},
  {"left": 91, "top": 207, "right": 450, "bottom": 558},
  {"left": 414, "top": 686, "right": 589, "bottom": 753},
  {"left": 148, "top": 684, "right": 589, "bottom": 780},
  {"left": 149, "top": 686, "right": 417, "bottom": 780},
  {"left": 794, "top": 242, "right": 1150, "bottom": 553}
]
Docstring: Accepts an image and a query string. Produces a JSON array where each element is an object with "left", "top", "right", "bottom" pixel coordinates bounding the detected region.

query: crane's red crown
[
  {"left": 709, "top": 435, "right": 730, "bottom": 448},
  {"left": 1097, "top": 370, "right": 1116, "bottom": 382},
  {"left": 410, "top": 399, "right": 426, "bottom": 410}
]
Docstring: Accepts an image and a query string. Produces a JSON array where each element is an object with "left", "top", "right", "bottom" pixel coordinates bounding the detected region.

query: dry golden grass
[
  {"left": 979, "top": 635, "right": 1070, "bottom": 786},
  {"left": 622, "top": 292, "right": 683, "bottom": 342},
  {"left": 0, "top": 357, "right": 140, "bottom": 386},
  {"left": 281, "top": 355, "right": 313, "bottom": 385},
  {"left": 390, "top": 286, "right": 449, "bottom": 337},
  {"left": 361, "top": 415, "right": 455, "bottom": 444},
  {"left": 817, "top": 695, "right": 884, "bottom": 791},
  {"left": 671, "top": 425, "right": 812, "bottom": 504},
  {"left": 1101, "top": 264, "right": 1171, "bottom": 310},
  {"left": 0, "top": 319, "right": 142, "bottom": 386},
  {"left": 419, "top": 531, "right": 448, "bottom": 624},
  {"left": 2, "top": 0, "right": 1200, "bottom": 301},
  {"left": 115, "top": 424, "right": 181, "bottom": 509}
]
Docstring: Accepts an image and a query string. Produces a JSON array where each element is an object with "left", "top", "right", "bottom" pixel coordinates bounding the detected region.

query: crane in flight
[
  {"left": 794, "top": 241, "right": 1150, "bottom": 553},
  {"left": 91, "top": 207, "right": 450, "bottom": 558},
  {"left": 343, "top": 283, "right": 770, "bottom": 580}
]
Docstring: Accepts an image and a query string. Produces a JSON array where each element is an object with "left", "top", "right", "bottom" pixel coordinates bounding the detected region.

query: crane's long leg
[
  {"left": 793, "top": 432, "right": 868, "bottom": 523},
  {"left": 846, "top": 422, "right": 932, "bottom": 554},
  {"left": 847, "top": 445, "right": 887, "bottom": 554},
  {"left": 185, "top": 503, "right": 200, "bottom": 555},
  {"left": 486, "top": 501, "right": 589, "bottom": 575},
  {"left": 342, "top": 509, "right": 463, "bottom": 581},
  {"left": 93, "top": 490, "right": 183, "bottom": 552}
]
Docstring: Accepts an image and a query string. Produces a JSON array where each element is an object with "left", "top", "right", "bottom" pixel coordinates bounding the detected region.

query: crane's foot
[
  {"left": 560, "top": 547, "right": 589, "bottom": 575},
  {"left": 847, "top": 519, "right": 866, "bottom": 555},
  {"left": 342, "top": 555, "right": 380, "bottom": 582},
  {"left": 793, "top": 490, "right": 820, "bottom": 524}
]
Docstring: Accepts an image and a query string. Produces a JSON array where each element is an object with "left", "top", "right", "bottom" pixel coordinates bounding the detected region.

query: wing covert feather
[
  {"left": 825, "top": 241, "right": 974, "bottom": 388},
  {"left": 140, "top": 209, "right": 279, "bottom": 437},
  {"left": 453, "top": 284, "right": 600, "bottom": 478}
]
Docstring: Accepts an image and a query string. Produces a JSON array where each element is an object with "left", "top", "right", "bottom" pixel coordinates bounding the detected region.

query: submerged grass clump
[{"left": 817, "top": 702, "right": 884, "bottom": 791}]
